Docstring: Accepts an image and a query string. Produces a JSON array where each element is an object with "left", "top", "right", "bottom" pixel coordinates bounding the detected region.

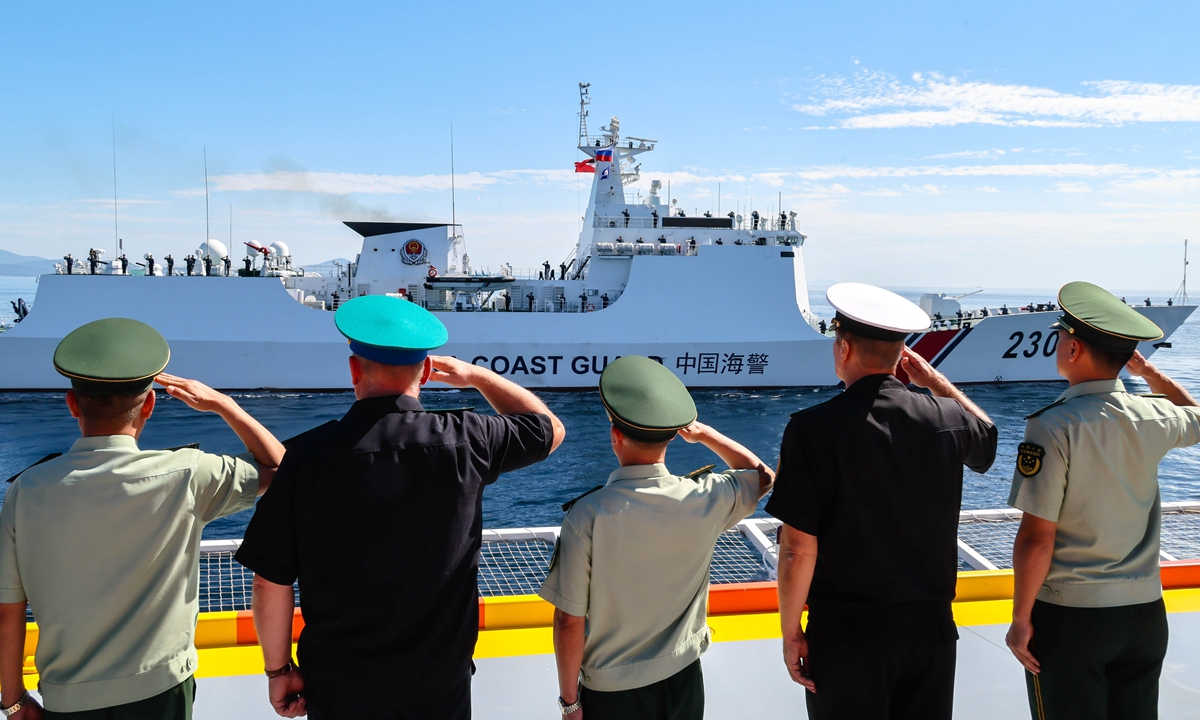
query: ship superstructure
[{"left": 0, "top": 85, "right": 1192, "bottom": 390}]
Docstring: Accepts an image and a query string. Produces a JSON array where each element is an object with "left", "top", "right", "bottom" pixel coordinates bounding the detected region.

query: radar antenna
[
  {"left": 578, "top": 82, "right": 591, "bottom": 147},
  {"left": 1174, "top": 239, "right": 1190, "bottom": 305}
]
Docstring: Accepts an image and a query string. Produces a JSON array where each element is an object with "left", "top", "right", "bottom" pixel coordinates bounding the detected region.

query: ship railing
[
  {"left": 594, "top": 215, "right": 659, "bottom": 229},
  {"left": 578, "top": 134, "right": 617, "bottom": 149},
  {"left": 186, "top": 501, "right": 1200, "bottom": 613}
]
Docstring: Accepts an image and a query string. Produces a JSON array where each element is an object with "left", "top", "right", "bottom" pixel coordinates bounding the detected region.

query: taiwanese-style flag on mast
[{"left": 574, "top": 158, "right": 595, "bottom": 173}]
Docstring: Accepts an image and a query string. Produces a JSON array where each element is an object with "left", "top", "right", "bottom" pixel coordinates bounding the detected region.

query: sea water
[{"left": 1, "top": 276, "right": 1197, "bottom": 539}]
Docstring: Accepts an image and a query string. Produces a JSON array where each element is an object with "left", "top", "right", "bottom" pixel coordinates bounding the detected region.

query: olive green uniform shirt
[
  {"left": 538, "top": 464, "right": 760, "bottom": 692},
  {"left": 0, "top": 435, "right": 259, "bottom": 712},
  {"left": 1008, "top": 379, "right": 1200, "bottom": 608}
]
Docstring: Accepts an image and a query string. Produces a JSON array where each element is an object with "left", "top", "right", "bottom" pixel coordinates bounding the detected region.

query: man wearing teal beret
[
  {"left": 540, "top": 356, "right": 773, "bottom": 720},
  {"left": 237, "top": 295, "right": 565, "bottom": 719},
  {"left": 0, "top": 318, "right": 285, "bottom": 719},
  {"left": 1005, "top": 282, "right": 1200, "bottom": 719}
]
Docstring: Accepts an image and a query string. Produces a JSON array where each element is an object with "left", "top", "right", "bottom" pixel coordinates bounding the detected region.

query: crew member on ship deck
[
  {"left": 236, "top": 295, "right": 564, "bottom": 720},
  {"left": 539, "top": 356, "right": 773, "bottom": 720},
  {"left": 1004, "top": 281, "right": 1200, "bottom": 720},
  {"left": 0, "top": 318, "right": 284, "bottom": 720},
  {"left": 767, "top": 283, "right": 997, "bottom": 720}
]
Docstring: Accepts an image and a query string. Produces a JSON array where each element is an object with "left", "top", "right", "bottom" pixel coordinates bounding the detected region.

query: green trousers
[
  {"left": 1026, "top": 599, "right": 1168, "bottom": 720},
  {"left": 44, "top": 676, "right": 195, "bottom": 720},
  {"left": 580, "top": 659, "right": 703, "bottom": 720}
]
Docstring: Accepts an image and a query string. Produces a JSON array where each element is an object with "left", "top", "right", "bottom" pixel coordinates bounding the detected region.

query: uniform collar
[
  {"left": 606, "top": 463, "right": 671, "bottom": 486},
  {"left": 68, "top": 435, "right": 139, "bottom": 453},
  {"left": 1057, "top": 378, "right": 1126, "bottom": 402},
  {"left": 345, "top": 394, "right": 425, "bottom": 420},
  {"left": 844, "top": 374, "right": 904, "bottom": 395}
]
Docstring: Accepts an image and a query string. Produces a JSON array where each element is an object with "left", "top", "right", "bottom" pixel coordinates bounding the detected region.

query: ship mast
[
  {"left": 1174, "top": 239, "right": 1189, "bottom": 305},
  {"left": 578, "top": 82, "right": 590, "bottom": 147}
]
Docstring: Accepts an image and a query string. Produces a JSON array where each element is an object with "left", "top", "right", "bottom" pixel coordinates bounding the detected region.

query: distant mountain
[{"left": 0, "top": 250, "right": 57, "bottom": 277}]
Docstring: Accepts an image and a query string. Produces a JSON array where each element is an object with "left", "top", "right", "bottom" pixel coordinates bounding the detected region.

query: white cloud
[
  {"left": 976, "top": 186, "right": 1001, "bottom": 193},
  {"left": 1050, "top": 182, "right": 1092, "bottom": 194},
  {"left": 203, "top": 170, "right": 500, "bottom": 195},
  {"left": 929, "top": 149, "right": 1007, "bottom": 159},
  {"left": 902, "top": 184, "right": 946, "bottom": 194},
  {"left": 794, "top": 71, "right": 1200, "bottom": 129}
]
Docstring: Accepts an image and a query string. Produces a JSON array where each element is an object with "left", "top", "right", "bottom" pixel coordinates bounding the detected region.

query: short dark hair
[
  {"left": 74, "top": 390, "right": 150, "bottom": 425},
  {"left": 1078, "top": 339, "right": 1134, "bottom": 375},
  {"left": 613, "top": 424, "right": 674, "bottom": 451},
  {"left": 835, "top": 328, "right": 905, "bottom": 370}
]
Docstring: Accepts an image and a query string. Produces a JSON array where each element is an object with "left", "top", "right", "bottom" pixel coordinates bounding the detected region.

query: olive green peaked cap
[
  {"left": 54, "top": 318, "right": 170, "bottom": 395},
  {"left": 599, "top": 356, "right": 697, "bottom": 443},
  {"left": 1052, "top": 281, "right": 1163, "bottom": 353}
]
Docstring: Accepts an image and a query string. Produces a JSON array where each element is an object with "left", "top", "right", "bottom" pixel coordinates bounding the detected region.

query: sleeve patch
[{"left": 1017, "top": 443, "right": 1046, "bottom": 477}]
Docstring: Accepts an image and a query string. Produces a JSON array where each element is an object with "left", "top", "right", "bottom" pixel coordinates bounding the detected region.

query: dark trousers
[
  {"left": 804, "top": 609, "right": 957, "bottom": 720},
  {"left": 307, "top": 674, "right": 470, "bottom": 720},
  {"left": 44, "top": 676, "right": 195, "bottom": 720},
  {"left": 1026, "top": 598, "right": 1168, "bottom": 720},
  {"left": 580, "top": 659, "right": 704, "bottom": 720}
]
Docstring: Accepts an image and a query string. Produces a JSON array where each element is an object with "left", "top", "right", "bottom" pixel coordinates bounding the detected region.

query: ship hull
[{"left": 0, "top": 267, "right": 1192, "bottom": 390}]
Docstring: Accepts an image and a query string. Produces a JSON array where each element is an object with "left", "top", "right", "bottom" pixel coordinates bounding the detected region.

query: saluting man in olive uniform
[
  {"left": 1005, "top": 281, "right": 1200, "bottom": 720},
  {"left": 540, "top": 356, "right": 774, "bottom": 720},
  {"left": 0, "top": 318, "right": 284, "bottom": 719}
]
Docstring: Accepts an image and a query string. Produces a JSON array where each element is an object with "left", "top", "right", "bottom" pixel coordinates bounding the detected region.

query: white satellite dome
[
  {"left": 198, "top": 239, "right": 228, "bottom": 260},
  {"left": 269, "top": 241, "right": 290, "bottom": 258}
]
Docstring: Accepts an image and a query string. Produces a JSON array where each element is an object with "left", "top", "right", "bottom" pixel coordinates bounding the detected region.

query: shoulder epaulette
[
  {"left": 789, "top": 393, "right": 842, "bottom": 419},
  {"left": 165, "top": 443, "right": 201, "bottom": 452},
  {"left": 426, "top": 406, "right": 475, "bottom": 414},
  {"left": 561, "top": 485, "right": 604, "bottom": 513},
  {"left": 684, "top": 464, "right": 717, "bottom": 480},
  {"left": 281, "top": 419, "right": 339, "bottom": 447},
  {"left": 6, "top": 453, "right": 63, "bottom": 484},
  {"left": 1139, "top": 393, "right": 1168, "bottom": 399},
  {"left": 1025, "top": 398, "right": 1068, "bottom": 420}
]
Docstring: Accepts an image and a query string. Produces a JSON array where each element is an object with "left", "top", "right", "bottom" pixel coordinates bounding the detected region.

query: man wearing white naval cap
[{"left": 768, "top": 283, "right": 998, "bottom": 720}]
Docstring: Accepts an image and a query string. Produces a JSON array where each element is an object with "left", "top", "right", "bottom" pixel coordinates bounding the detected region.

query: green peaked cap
[
  {"left": 1053, "top": 281, "right": 1163, "bottom": 353},
  {"left": 599, "top": 356, "right": 697, "bottom": 443},
  {"left": 54, "top": 318, "right": 170, "bottom": 395}
]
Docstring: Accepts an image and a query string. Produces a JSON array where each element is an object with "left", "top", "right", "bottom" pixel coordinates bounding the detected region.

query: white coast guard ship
[{"left": 0, "top": 85, "right": 1193, "bottom": 390}]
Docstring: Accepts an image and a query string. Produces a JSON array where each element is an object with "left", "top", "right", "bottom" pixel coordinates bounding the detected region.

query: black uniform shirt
[
  {"left": 766, "top": 375, "right": 997, "bottom": 615},
  {"left": 235, "top": 395, "right": 553, "bottom": 694}
]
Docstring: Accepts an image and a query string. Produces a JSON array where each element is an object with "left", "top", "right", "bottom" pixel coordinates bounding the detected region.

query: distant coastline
[{"left": 0, "top": 250, "right": 55, "bottom": 277}]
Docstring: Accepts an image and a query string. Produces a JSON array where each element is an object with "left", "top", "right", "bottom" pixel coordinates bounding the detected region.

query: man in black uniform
[
  {"left": 236, "top": 295, "right": 565, "bottom": 720},
  {"left": 768, "top": 283, "right": 997, "bottom": 720}
]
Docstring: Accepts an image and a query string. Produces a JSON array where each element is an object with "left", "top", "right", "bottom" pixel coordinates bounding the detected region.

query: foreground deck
[{"left": 16, "top": 504, "right": 1200, "bottom": 718}]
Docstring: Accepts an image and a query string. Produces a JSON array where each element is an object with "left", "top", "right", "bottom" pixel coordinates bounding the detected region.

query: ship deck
[{"left": 15, "top": 504, "right": 1200, "bottom": 718}]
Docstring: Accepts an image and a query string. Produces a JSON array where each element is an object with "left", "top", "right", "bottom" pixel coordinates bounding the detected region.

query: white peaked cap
[{"left": 826, "top": 282, "right": 931, "bottom": 334}]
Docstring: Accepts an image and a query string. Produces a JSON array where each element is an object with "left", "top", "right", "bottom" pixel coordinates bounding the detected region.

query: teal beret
[
  {"left": 600, "top": 356, "right": 697, "bottom": 443},
  {"left": 335, "top": 295, "right": 448, "bottom": 365},
  {"left": 1052, "top": 281, "right": 1163, "bottom": 353},
  {"left": 54, "top": 318, "right": 169, "bottom": 395}
]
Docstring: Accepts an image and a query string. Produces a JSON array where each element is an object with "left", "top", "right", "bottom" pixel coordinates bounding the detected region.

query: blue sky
[{"left": 2, "top": 1, "right": 1198, "bottom": 289}]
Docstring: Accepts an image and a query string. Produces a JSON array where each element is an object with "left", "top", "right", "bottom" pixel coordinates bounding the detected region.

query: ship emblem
[
  {"left": 1017, "top": 443, "right": 1045, "bottom": 477},
  {"left": 401, "top": 240, "right": 428, "bottom": 266}
]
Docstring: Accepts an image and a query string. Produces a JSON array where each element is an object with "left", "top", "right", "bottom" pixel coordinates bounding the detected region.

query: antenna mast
[
  {"left": 450, "top": 123, "right": 456, "bottom": 230},
  {"left": 112, "top": 115, "right": 119, "bottom": 258},
  {"left": 1175, "top": 239, "right": 1190, "bottom": 305},
  {"left": 578, "top": 82, "right": 591, "bottom": 146},
  {"left": 204, "top": 147, "right": 210, "bottom": 249}
]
